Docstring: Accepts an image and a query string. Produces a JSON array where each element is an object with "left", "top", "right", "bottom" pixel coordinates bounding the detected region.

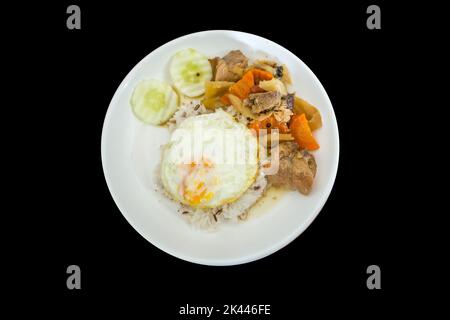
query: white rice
[
  {"left": 167, "top": 99, "right": 211, "bottom": 131},
  {"left": 160, "top": 100, "right": 268, "bottom": 230},
  {"left": 178, "top": 170, "right": 267, "bottom": 229},
  {"left": 224, "top": 105, "right": 251, "bottom": 126}
]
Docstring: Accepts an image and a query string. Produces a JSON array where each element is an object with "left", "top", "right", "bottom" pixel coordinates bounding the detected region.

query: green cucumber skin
[{"left": 131, "top": 79, "right": 179, "bottom": 125}]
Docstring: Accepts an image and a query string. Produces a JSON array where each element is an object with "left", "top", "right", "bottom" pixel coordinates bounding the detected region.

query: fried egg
[{"left": 161, "top": 109, "right": 258, "bottom": 208}]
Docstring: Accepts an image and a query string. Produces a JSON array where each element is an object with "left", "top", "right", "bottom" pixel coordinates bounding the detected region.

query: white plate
[{"left": 101, "top": 30, "right": 339, "bottom": 266}]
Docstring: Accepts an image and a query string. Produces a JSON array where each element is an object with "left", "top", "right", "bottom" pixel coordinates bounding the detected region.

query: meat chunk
[
  {"left": 223, "top": 50, "right": 248, "bottom": 71},
  {"left": 278, "top": 140, "right": 297, "bottom": 157},
  {"left": 210, "top": 50, "right": 248, "bottom": 82},
  {"left": 215, "top": 59, "right": 239, "bottom": 81},
  {"left": 291, "top": 151, "right": 317, "bottom": 194},
  {"left": 245, "top": 91, "right": 281, "bottom": 113},
  {"left": 268, "top": 142, "right": 317, "bottom": 195}
]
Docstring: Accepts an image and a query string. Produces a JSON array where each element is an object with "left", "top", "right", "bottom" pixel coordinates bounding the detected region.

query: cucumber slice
[
  {"left": 130, "top": 79, "right": 179, "bottom": 125},
  {"left": 170, "top": 48, "right": 212, "bottom": 97}
]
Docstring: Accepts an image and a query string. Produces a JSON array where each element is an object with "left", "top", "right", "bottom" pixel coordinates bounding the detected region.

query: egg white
[{"left": 161, "top": 109, "right": 258, "bottom": 208}]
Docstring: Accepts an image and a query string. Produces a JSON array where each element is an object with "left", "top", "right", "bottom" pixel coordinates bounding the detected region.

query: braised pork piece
[
  {"left": 245, "top": 91, "right": 282, "bottom": 113},
  {"left": 210, "top": 50, "right": 248, "bottom": 82},
  {"left": 268, "top": 142, "right": 317, "bottom": 195}
]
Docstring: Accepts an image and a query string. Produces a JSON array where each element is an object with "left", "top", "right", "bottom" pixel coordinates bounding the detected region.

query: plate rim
[{"left": 101, "top": 29, "right": 340, "bottom": 266}]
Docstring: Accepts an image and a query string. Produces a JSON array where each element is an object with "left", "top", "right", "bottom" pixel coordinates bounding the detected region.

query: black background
[{"left": 10, "top": 0, "right": 433, "bottom": 316}]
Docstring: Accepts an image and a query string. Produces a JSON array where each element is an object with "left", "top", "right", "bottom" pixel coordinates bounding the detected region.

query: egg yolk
[{"left": 180, "top": 158, "right": 215, "bottom": 206}]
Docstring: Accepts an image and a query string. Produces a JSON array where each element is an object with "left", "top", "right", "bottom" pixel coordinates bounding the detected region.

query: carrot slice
[
  {"left": 251, "top": 69, "right": 273, "bottom": 84},
  {"left": 290, "top": 113, "right": 320, "bottom": 150},
  {"left": 249, "top": 116, "right": 289, "bottom": 134},
  {"left": 220, "top": 94, "right": 230, "bottom": 105},
  {"left": 293, "top": 96, "right": 322, "bottom": 131},
  {"left": 223, "top": 69, "right": 274, "bottom": 102},
  {"left": 229, "top": 70, "right": 254, "bottom": 99}
]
